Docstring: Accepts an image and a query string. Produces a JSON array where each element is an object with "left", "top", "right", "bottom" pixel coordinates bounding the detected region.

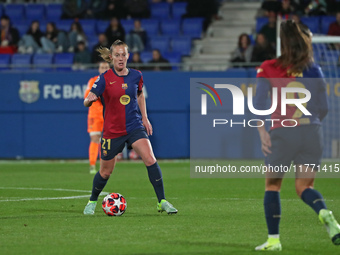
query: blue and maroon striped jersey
[
  {"left": 91, "top": 68, "right": 144, "bottom": 139},
  {"left": 254, "top": 59, "right": 329, "bottom": 130}
]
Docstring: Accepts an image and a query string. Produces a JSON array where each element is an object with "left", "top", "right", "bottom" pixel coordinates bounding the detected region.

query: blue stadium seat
[
  {"left": 121, "top": 19, "right": 134, "bottom": 34},
  {"left": 150, "top": 36, "right": 170, "bottom": 52},
  {"left": 172, "top": 2, "right": 187, "bottom": 19},
  {"left": 96, "top": 20, "right": 109, "bottom": 34},
  {"left": 25, "top": 4, "right": 45, "bottom": 21},
  {"left": 5, "top": 4, "right": 25, "bottom": 21},
  {"left": 11, "top": 53, "right": 32, "bottom": 70},
  {"left": 141, "top": 19, "right": 159, "bottom": 36},
  {"left": 13, "top": 20, "right": 29, "bottom": 36},
  {"left": 33, "top": 53, "right": 53, "bottom": 71},
  {"left": 57, "top": 20, "right": 73, "bottom": 32},
  {"left": 300, "top": 17, "right": 320, "bottom": 33},
  {"left": 140, "top": 51, "right": 153, "bottom": 63},
  {"left": 161, "top": 20, "right": 181, "bottom": 36},
  {"left": 0, "top": 5, "right": 3, "bottom": 17},
  {"left": 54, "top": 53, "right": 74, "bottom": 71},
  {"left": 321, "top": 16, "right": 336, "bottom": 34},
  {"left": 172, "top": 36, "right": 192, "bottom": 55},
  {"left": 163, "top": 51, "right": 181, "bottom": 70},
  {"left": 182, "top": 18, "right": 204, "bottom": 38},
  {"left": 323, "top": 50, "right": 339, "bottom": 63},
  {"left": 0, "top": 54, "right": 11, "bottom": 70},
  {"left": 46, "top": 4, "right": 62, "bottom": 21},
  {"left": 88, "top": 37, "right": 98, "bottom": 51},
  {"left": 256, "top": 17, "right": 268, "bottom": 33},
  {"left": 79, "top": 19, "right": 96, "bottom": 37},
  {"left": 150, "top": 3, "right": 170, "bottom": 19}
]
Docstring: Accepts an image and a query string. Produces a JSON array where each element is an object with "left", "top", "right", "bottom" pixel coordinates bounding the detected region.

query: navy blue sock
[
  {"left": 264, "top": 191, "right": 281, "bottom": 235},
  {"left": 301, "top": 188, "right": 327, "bottom": 214},
  {"left": 90, "top": 172, "right": 108, "bottom": 202},
  {"left": 147, "top": 162, "right": 165, "bottom": 203}
]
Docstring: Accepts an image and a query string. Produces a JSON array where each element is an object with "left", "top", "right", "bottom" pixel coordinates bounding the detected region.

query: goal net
[
  {"left": 276, "top": 17, "right": 340, "bottom": 158},
  {"left": 312, "top": 36, "right": 340, "bottom": 158}
]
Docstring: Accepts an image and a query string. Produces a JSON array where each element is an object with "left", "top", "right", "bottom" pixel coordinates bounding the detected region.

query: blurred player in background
[
  {"left": 83, "top": 40, "right": 177, "bottom": 215},
  {"left": 84, "top": 61, "right": 110, "bottom": 174},
  {"left": 254, "top": 21, "right": 340, "bottom": 251}
]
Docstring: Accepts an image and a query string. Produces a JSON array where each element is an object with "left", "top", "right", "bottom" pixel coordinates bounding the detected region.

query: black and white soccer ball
[{"left": 102, "top": 193, "right": 127, "bottom": 216}]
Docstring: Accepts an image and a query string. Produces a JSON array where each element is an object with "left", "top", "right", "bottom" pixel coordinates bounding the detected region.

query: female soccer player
[
  {"left": 254, "top": 21, "right": 340, "bottom": 251},
  {"left": 84, "top": 61, "right": 110, "bottom": 174},
  {"left": 83, "top": 40, "right": 177, "bottom": 215}
]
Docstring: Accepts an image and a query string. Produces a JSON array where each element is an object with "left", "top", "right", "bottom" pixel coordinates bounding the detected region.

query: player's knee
[
  {"left": 99, "top": 167, "right": 113, "bottom": 179},
  {"left": 143, "top": 155, "right": 156, "bottom": 167}
]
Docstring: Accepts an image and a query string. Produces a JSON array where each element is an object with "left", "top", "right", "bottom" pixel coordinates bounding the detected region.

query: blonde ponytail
[{"left": 96, "top": 46, "right": 111, "bottom": 63}]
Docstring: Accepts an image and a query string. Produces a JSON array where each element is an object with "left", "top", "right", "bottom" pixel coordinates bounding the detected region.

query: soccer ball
[{"left": 102, "top": 193, "right": 127, "bottom": 216}]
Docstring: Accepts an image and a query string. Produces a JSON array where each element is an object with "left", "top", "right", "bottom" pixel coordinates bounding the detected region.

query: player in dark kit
[
  {"left": 83, "top": 40, "right": 177, "bottom": 215},
  {"left": 254, "top": 21, "right": 340, "bottom": 251}
]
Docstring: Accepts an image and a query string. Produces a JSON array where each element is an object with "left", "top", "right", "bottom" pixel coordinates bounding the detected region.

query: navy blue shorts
[
  {"left": 265, "top": 124, "right": 323, "bottom": 168},
  {"left": 101, "top": 129, "right": 148, "bottom": 161}
]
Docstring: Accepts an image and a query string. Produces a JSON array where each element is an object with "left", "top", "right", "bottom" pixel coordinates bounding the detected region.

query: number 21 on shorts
[{"left": 101, "top": 138, "right": 111, "bottom": 150}]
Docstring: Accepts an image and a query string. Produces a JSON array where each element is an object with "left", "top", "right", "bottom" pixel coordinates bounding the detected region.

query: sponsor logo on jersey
[
  {"left": 109, "top": 81, "right": 116, "bottom": 84},
  {"left": 119, "top": 95, "right": 130, "bottom": 105},
  {"left": 19, "top": 80, "right": 40, "bottom": 103},
  {"left": 122, "top": 83, "right": 128, "bottom": 90}
]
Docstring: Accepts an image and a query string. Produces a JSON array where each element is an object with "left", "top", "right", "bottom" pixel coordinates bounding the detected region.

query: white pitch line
[
  {"left": 0, "top": 187, "right": 92, "bottom": 193},
  {"left": 0, "top": 187, "right": 109, "bottom": 202}
]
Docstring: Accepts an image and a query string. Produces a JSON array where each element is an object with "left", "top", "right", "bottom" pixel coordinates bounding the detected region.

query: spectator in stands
[
  {"left": 74, "top": 41, "right": 91, "bottom": 70},
  {"left": 125, "top": 0, "right": 150, "bottom": 19},
  {"left": 259, "top": 11, "right": 277, "bottom": 48},
  {"left": 251, "top": 33, "right": 276, "bottom": 63},
  {"left": 125, "top": 20, "right": 147, "bottom": 53},
  {"left": 86, "top": 0, "right": 108, "bottom": 19},
  {"left": 304, "top": 0, "right": 327, "bottom": 16},
  {"left": 183, "top": 0, "right": 221, "bottom": 31},
  {"left": 40, "top": 22, "right": 69, "bottom": 53},
  {"left": 105, "top": 17, "right": 125, "bottom": 46},
  {"left": 129, "top": 52, "right": 145, "bottom": 70},
  {"left": 257, "top": 0, "right": 280, "bottom": 17},
  {"left": 328, "top": 11, "right": 340, "bottom": 36},
  {"left": 68, "top": 21, "right": 87, "bottom": 53},
  {"left": 18, "top": 20, "right": 43, "bottom": 54},
  {"left": 105, "top": 0, "right": 127, "bottom": 19},
  {"left": 61, "top": 0, "right": 88, "bottom": 19},
  {"left": 147, "top": 49, "right": 171, "bottom": 71},
  {"left": 92, "top": 33, "right": 109, "bottom": 63},
  {"left": 231, "top": 33, "right": 253, "bottom": 64},
  {"left": 0, "top": 15, "right": 19, "bottom": 49},
  {"left": 278, "top": 0, "right": 296, "bottom": 17}
]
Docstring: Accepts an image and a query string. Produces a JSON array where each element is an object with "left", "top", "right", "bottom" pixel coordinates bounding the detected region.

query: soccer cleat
[
  {"left": 89, "top": 165, "right": 96, "bottom": 174},
  {"left": 255, "top": 238, "right": 282, "bottom": 251},
  {"left": 83, "top": 201, "right": 97, "bottom": 215},
  {"left": 157, "top": 199, "right": 178, "bottom": 215},
  {"left": 319, "top": 209, "right": 340, "bottom": 245}
]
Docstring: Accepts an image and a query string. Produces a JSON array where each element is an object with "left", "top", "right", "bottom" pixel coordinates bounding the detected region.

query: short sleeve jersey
[
  {"left": 254, "top": 59, "right": 329, "bottom": 130},
  {"left": 90, "top": 68, "right": 144, "bottom": 139}
]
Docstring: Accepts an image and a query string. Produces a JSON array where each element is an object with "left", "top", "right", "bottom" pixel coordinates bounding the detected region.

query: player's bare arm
[
  {"left": 137, "top": 90, "right": 153, "bottom": 136},
  {"left": 257, "top": 122, "right": 272, "bottom": 156},
  {"left": 84, "top": 92, "right": 98, "bottom": 107}
]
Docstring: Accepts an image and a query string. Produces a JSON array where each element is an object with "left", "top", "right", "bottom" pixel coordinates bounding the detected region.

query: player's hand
[
  {"left": 259, "top": 130, "right": 272, "bottom": 156},
  {"left": 84, "top": 92, "right": 98, "bottom": 107},
  {"left": 142, "top": 117, "right": 153, "bottom": 136}
]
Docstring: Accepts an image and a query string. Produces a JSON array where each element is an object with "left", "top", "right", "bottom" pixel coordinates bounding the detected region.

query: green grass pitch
[{"left": 0, "top": 160, "right": 339, "bottom": 255}]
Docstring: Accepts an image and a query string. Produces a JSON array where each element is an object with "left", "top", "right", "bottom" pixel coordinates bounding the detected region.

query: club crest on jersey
[
  {"left": 19, "top": 80, "right": 40, "bottom": 103},
  {"left": 120, "top": 95, "right": 130, "bottom": 105},
  {"left": 103, "top": 150, "right": 107, "bottom": 156},
  {"left": 122, "top": 83, "right": 128, "bottom": 90}
]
